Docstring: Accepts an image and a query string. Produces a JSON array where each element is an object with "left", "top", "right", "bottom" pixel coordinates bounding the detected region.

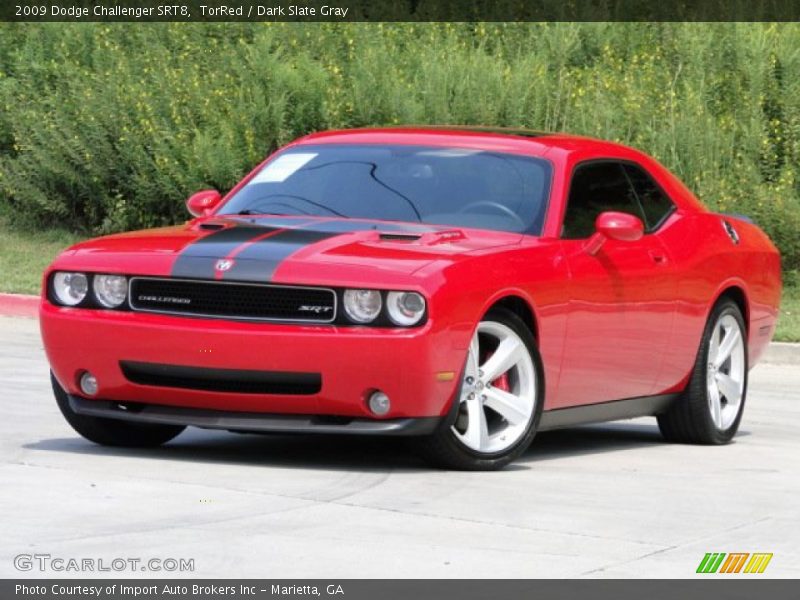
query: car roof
[{"left": 295, "top": 126, "right": 638, "bottom": 159}]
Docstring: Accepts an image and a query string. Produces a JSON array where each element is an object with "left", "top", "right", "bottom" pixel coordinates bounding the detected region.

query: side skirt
[{"left": 538, "top": 393, "right": 679, "bottom": 431}]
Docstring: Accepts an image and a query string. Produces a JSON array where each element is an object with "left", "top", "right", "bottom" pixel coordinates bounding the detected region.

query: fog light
[
  {"left": 368, "top": 391, "right": 391, "bottom": 416},
  {"left": 79, "top": 372, "right": 98, "bottom": 396}
]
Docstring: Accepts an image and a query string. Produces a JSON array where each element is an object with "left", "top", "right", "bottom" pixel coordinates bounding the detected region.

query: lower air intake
[{"left": 120, "top": 361, "right": 322, "bottom": 395}]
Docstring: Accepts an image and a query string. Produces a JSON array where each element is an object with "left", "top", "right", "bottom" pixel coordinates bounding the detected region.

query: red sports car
[{"left": 41, "top": 127, "right": 781, "bottom": 470}]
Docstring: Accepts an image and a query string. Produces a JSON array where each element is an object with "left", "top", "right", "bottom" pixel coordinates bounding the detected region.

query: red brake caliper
[
  {"left": 482, "top": 349, "right": 511, "bottom": 392},
  {"left": 493, "top": 372, "right": 511, "bottom": 392}
]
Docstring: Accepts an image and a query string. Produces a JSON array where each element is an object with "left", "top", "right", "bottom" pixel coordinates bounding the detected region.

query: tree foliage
[{"left": 0, "top": 22, "right": 798, "bottom": 270}]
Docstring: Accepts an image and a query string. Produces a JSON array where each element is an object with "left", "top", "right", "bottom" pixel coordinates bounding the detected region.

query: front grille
[
  {"left": 120, "top": 361, "right": 322, "bottom": 395},
  {"left": 128, "top": 277, "right": 336, "bottom": 323}
]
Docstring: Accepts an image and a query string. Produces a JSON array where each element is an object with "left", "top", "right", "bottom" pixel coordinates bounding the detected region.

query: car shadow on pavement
[
  {"left": 25, "top": 429, "right": 431, "bottom": 472},
  {"left": 520, "top": 421, "right": 750, "bottom": 464},
  {"left": 25, "top": 420, "right": 747, "bottom": 472},
  {"left": 522, "top": 422, "right": 665, "bottom": 463}
]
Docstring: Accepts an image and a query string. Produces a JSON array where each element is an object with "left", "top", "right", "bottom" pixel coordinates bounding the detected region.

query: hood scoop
[
  {"left": 378, "top": 232, "right": 422, "bottom": 242},
  {"left": 197, "top": 221, "right": 227, "bottom": 231},
  {"left": 375, "top": 229, "right": 466, "bottom": 245}
]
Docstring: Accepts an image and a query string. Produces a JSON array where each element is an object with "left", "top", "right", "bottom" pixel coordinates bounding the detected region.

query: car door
[{"left": 554, "top": 160, "right": 677, "bottom": 408}]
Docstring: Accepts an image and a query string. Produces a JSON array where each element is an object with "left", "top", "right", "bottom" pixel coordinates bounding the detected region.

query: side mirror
[
  {"left": 186, "top": 189, "right": 222, "bottom": 217},
  {"left": 584, "top": 211, "right": 644, "bottom": 255}
]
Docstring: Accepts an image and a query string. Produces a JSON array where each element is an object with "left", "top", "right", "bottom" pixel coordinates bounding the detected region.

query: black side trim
[
  {"left": 67, "top": 395, "right": 440, "bottom": 437},
  {"left": 120, "top": 361, "right": 321, "bottom": 395},
  {"left": 538, "top": 393, "right": 678, "bottom": 431}
]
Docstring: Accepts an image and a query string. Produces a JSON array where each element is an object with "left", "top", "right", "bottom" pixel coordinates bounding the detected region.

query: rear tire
[
  {"left": 52, "top": 372, "right": 185, "bottom": 447},
  {"left": 416, "top": 308, "right": 543, "bottom": 470},
  {"left": 657, "top": 299, "right": 748, "bottom": 444}
]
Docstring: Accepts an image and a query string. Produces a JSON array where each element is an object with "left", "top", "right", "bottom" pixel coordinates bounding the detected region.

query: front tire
[
  {"left": 52, "top": 372, "right": 185, "bottom": 447},
  {"left": 657, "top": 299, "right": 748, "bottom": 444},
  {"left": 417, "top": 308, "right": 543, "bottom": 470}
]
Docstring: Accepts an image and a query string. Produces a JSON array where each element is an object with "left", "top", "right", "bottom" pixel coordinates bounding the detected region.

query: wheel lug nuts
[
  {"left": 465, "top": 376, "right": 474, "bottom": 385},
  {"left": 468, "top": 393, "right": 475, "bottom": 400}
]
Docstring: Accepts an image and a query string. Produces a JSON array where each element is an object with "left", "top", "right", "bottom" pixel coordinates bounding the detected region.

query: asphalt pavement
[{"left": 1, "top": 315, "right": 798, "bottom": 578}]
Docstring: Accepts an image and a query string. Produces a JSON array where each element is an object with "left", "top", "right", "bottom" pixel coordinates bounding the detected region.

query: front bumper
[
  {"left": 41, "top": 301, "right": 465, "bottom": 420},
  {"left": 68, "top": 395, "right": 441, "bottom": 436}
]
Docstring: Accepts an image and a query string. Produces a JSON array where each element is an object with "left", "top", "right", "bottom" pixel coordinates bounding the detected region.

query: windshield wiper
[
  {"left": 237, "top": 209, "right": 289, "bottom": 216},
  {"left": 239, "top": 194, "right": 346, "bottom": 218}
]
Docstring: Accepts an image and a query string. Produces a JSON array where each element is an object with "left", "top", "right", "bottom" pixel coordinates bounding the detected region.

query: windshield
[{"left": 219, "top": 144, "right": 552, "bottom": 234}]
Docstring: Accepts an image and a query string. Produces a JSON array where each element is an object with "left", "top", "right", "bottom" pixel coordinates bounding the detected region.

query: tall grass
[{"left": 0, "top": 22, "right": 798, "bottom": 271}]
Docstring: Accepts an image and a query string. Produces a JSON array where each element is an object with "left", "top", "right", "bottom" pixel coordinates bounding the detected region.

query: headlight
[
  {"left": 93, "top": 274, "right": 128, "bottom": 308},
  {"left": 343, "top": 289, "right": 382, "bottom": 323},
  {"left": 52, "top": 272, "right": 88, "bottom": 306},
  {"left": 386, "top": 291, "right": 426, "bottom": 326}
]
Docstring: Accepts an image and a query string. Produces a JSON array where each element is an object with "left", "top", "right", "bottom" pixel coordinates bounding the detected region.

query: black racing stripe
[
  {"left": 222, "top": 229, "right": 339, "bottom": 282},
  {"left": 219, "top": 219, "right": 443, "bottom": 282},
  {"left": 172, "top": 225, "right": 278, "bottom": 279},
  {"left": 172, "top": 218, "right": 438, "bottom": 283}
]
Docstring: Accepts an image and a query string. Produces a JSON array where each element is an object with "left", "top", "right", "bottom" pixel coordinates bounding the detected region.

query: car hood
[{"left": 55, "top": 216, "right": 524, "bottom": 287}]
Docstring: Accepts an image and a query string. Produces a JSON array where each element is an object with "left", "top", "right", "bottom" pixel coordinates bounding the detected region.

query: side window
[
  {"left": 622, "top": 163, "right": 676, "bottom": 231},
  {"left": 562, "top": 162, "right": 644, "bottom": 239}
]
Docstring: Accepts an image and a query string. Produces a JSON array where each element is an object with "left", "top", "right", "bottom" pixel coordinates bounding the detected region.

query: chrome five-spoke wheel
[
  {"left": 657, "top": 299, "right": 748, "bottom": 444},
  {"left": 416, "top": 308, "right": 542, "bottom": 470},
  {"left": 706, "top": 313, "right": 746, "bottom": 430},
  {"left": 452, "top": 320, "right": 537, "bottom": 454}
]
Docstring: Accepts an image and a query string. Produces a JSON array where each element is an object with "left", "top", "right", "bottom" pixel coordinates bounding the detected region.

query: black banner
[
  {"left": 4, "top": 580, "right": 800, "bottom": 600},
  {"left": 4, "top": 0, "right": 800, "bottom": 22}
]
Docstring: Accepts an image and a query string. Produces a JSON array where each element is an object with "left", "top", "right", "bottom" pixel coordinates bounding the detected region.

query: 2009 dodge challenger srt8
[{"left": 40, "top": 127, "right": 782, "bottom": 470}]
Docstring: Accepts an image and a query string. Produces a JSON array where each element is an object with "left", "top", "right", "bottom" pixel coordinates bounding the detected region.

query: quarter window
[{"left": 622, "top": 163, "right": 676, "bottom": 231}]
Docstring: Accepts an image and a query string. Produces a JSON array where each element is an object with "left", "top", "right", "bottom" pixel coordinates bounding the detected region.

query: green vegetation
[
  {"left": 778, "top": 287, "right": 800, "bottom": 342},
  {"left": 778, "top": 271, "right": 800, "bottom": 342},
  {"left": 0, "top": 22, "right": 798, "bottom": 340},
  {"left": 0, "top": 218, "right": 82, "bottom": 295},
  {"left": 0, "top": 23, "right": 799, "bottom": 270}
]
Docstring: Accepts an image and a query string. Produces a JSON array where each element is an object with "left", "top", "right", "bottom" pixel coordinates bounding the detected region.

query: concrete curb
[
  {"left": 0, "top": 293, "right": 38, "bottom": 319},
  {"left": 761, "top": 342, "right": 800, "bottom": 365},
  {"left": 0, "top": 292, "right": 798, "bottom": 364}
]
